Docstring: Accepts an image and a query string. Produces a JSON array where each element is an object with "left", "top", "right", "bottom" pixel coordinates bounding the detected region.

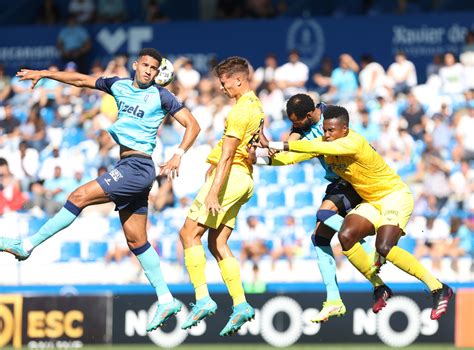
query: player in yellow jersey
[
  {"left": 257, "top": 105, "right": 453, "bottom": 320},
  {"left": 179, "top": 57, "right": 263, "bottom": 336}
]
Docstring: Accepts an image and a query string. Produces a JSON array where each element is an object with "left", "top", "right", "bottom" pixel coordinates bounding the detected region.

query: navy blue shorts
[
  {"left": 97, "top": 155, "right": 156, "bottom": 214},
  {"left": 322, "top": 178, "right": 362, "bottom": 216}
]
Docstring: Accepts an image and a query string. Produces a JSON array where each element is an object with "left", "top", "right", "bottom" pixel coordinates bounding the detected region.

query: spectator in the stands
[
  {"left": 67, "top": 0, "right": 95, "bottom": 24},
  {"left": 0, "top": 64, "right": 11, "bottom": 106},
  {"left": 96, "top": 0, "right": 127, "bottom": 23},
  {"left": 57, "top": 16, "right": 92, "bottom": 73},
  {"left": 387, "top": 51, "right": 417, "bottom": 95},
  {"left": 0, "top": 157, "right": 25, "bottom": 215}
]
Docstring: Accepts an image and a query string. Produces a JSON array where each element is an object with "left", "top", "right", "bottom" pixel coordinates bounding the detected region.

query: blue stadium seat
[
  {"left": 266, "top": 191, "right": 286, "bottom": 209},
  {"left": 28, "top": 216, "right": 48, "bottom": 236},
  {"left": 62, "top": 127, "right": 86, "bottom": 148},
  {"left": 273, "top": 215, "right": 288, "bottom": 228},
  {"left": 109, "top": 216, "right": 122, "bottom": 234},
  {"left": 259, "top": 167, "right": 279, "bottom": 186},
  {"left": 294, "top": 191, "right": 314, "bottom": 208},
  {"left": 244, "top": 192, "right": 259, "bottom": 208},
  {"left": 397, "top": 236, "right": 417, "bottom": 254},
  {"left": 228, "top": 240, "right": 242, "bottom": 255},
  {"left": 59, "top": 242, "right": 81, "bottom": 262},
  {"left": 86, "top": 241, "right": 109, "bottom": 262},
  {"left": 286, "top": 166, "right": 306, "bottom": 185},
  {"left": 302, "top": 214, "right": 316, "bottom": 233}
]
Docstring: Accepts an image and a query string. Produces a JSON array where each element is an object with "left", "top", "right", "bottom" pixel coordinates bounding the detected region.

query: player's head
[
  {"left": 215, "top": 56, "right": 250, "bottom": 97},
  {"left": 322, "top": 105, "right": 349, "bottom": 141},
  {"left": 133, "top": 48, "right": 162, "bottom": 88},
  {"left": 286, "top": 93, "right": 318, "bottom": 131}
]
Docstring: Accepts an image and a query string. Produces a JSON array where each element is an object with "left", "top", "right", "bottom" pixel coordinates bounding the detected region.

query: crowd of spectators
[
  {"left": 0, "top": 7, "right": 473, "bottom": 283},
  {"left": 30, "top": 0, "right": 474, "bottom": 25}
]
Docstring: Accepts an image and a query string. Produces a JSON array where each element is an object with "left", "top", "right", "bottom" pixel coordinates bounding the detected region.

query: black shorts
[
  {"left": 97, "top": 155, "right": 155, "bottom": 214},
  {"left": 322, "top": 178, "right": 362, "bottom": 217}
]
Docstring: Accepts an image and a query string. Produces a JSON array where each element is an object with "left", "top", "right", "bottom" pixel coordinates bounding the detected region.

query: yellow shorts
[
  {"left": 187, "top": 167, "right": 254, "bottom": 229},
  {"left": 347, "top": 187, "right": 414, "bottom": 232}
]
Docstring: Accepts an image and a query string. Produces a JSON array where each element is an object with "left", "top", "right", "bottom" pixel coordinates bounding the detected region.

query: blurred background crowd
[{"left": 0, "top": 0, "right": 472, "bottom": 288}]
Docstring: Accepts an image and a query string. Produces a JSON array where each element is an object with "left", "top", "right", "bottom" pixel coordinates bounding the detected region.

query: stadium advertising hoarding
[
  {"left": 0, "top": 295, "right": 110, "bottom": 348},
  {"left": 113, "top": 292, "right": 454, "bottom": 348},
  {"left": 0, "top": 13, "right": 472, "bottom": 81}
]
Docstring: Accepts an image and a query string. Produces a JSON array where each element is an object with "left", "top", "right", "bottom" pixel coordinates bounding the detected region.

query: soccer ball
[{"left": 155, "top": 57, "right": 175, "bottom": 86}]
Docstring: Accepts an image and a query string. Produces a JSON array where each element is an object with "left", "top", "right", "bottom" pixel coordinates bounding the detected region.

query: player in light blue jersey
[
  {"left": 1, "top": 48, "right": 201, "bottom": 331},
  {"left": 253, "top": 94, "right": 391, "bottom": 322}
]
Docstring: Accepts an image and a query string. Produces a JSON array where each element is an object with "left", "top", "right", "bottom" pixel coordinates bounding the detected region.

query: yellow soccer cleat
[{"left": 311, "top": 299, "right": 346, "bottom": 323}]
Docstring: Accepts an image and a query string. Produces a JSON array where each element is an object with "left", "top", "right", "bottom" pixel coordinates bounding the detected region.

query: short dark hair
[
  {"left": 323, "top": 105, "right": 349, "bottom": 125},
  {"left": 215, "top": 56, "right": 249, "bottom": 77},
  {"left": 286, "top": 94, "right": 315, "bottom": 119},
  {"left": 138, "top": 48, "right": 162, "bottom": 64}
]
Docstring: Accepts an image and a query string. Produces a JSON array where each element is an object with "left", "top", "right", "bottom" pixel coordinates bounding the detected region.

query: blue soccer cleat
[
  {"left": 0, "top": 237, "right": 30, "bottom": 261},
  {"left": 219, "top": 302, "right": 255, "bottom": 337},
  {"left": 181, "top": 296, "right": 218, "bottom": 330},
  {"left": 146, "top": 298, "right": 183, "bottom": 332}
]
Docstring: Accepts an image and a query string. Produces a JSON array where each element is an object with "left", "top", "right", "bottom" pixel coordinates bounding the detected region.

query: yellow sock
[
  {"left": 386, "top": 246, "right": 442, "bottom": 291},
  {"left": 218, "top": 257, "right": 246, "bottom": 306},
  {"left": 184, "top": 245, "right": 209, "bottom": 300},
  {"left": 343, "top": 242, "right": 384, "bottom": 288}
]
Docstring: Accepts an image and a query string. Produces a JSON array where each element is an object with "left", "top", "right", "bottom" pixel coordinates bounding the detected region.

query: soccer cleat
[
  {"left": 181, "top": 296, "right": 218, "bottom": 330},
  {"left": 311, "top": 299, "right": 346, "bottom": 323},
  {"left": 146, "top": 298, "right": 182, "bottom": 332},
  {"left": 372, "top": 285, "right": 393, "bottom": 313},
  {"left": 219, "top": 302, "right": 255, "bottom": 337},
  {"left": 431, "top": 283, "right": 453, "bottom": 320},
  {"left": 0, "top": 237, "right": 30, "bottom": 261}
]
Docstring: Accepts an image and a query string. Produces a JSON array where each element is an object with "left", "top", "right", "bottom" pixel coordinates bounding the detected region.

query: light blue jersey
[
  {"left": 96, "top": 77, "right": 184, "bottom": 155},
  {"left": 292, "top": 114, "right": 339, "bottom": 181}
]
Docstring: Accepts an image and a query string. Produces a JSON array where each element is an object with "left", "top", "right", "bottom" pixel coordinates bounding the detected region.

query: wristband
[
  {"left": 256, "top": 156, "right": 272, "bottom": 165},
  {"left": 174, "top": 148, "right": 185, "bottom": 156},
  {"left": 268, "top": 141, "right": 284, "bottom": 151}
]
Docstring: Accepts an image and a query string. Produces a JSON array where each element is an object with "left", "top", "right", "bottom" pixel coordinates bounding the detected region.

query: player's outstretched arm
[
  {"left": 16, "top": 69, "right": 98, "bottom": 90},
  {"left": 159, "top": 108, "right": 200, "bottom": 180}
]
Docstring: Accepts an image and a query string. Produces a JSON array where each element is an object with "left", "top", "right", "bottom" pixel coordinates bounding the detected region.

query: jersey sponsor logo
[
  {"left": 104, "top": 178, "right": 111, "bottom": 186},
  {"left": 109, "top": 169, "right": 123, "bottom": 182},
  {"left": 118, "top": 101, "right": 145, "bottom": 118}
]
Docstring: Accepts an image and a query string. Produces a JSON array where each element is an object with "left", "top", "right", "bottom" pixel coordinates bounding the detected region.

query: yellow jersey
[
  {"left": 288, "top": 130, "right": 407, "bottom": 202},
  {"left": 207, "top": 91, "right": 264, "bottom": 174}
]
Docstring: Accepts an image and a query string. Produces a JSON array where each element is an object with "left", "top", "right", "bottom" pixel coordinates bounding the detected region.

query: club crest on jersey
[{"left": 118, "top": 101, "right": 145, "bottom": 118}]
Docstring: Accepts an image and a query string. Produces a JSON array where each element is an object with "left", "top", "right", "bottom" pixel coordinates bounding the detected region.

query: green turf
[{"left": 2, "top": 344, "right": 465, "bottom": 350}]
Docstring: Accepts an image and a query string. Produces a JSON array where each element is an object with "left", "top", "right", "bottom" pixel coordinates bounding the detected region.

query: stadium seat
[
  {"left": 273, "top": 214, "right": 288, "bottom": 228},
  {"left": 286, "top": 166, "right": 306, "bottom": 185},
  {"left": 228, "top": 240, "right": 242, "bottom": 255},
  {"left": 62, "top": 127, "right": 86, "bottom": 148},
  {"left": 244, "top": 192, "right": 259, "bottom": 208},
  {"left": 294, "top": 190, "right": 314, "bottom": 208},
  {"left": 258, "top": 167, "right": 279, "bottom": 186},
  {"left": 28, "top": 216, "right": 48, "bottom": 236},
  {"left": 59, "top": 242, "right": 81, "bottom": 262},
  {"left": 266, "top": 191, "right": 286, "bottom": 209},
  {"left": 302, "top": 214, "right": 316, "bottom": 233},
  {"left": 397, "top": 236, "right": 417, "bottom": 254},
  {"left": 109, "top": 216, "right": 122, "bottom": 234},
  {"left": 86, "top": 241, "right": 109, "bottom": 262}
]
